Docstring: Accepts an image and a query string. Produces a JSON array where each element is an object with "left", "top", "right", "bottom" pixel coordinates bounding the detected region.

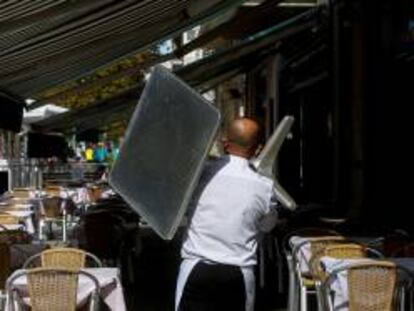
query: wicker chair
[
  {"left": 292, "top": 236, "right": 345, "bottom": 311},
  {"left": 45, "top": 185, "right": 62, "bottom": 197},
  {"left": 39, "top": 196, "right": 67, "bottom": 241},
  {"left": 310, "top": 243, "right": 384, "bottom": 311},
  {"left": 41, "top": 197, "right": 63, "bottom": 218},
  {"left": 6, "top": 268, "right": 100, "bottom": 311},
  {"left": 23, "top": 247, "right": 102, "bottom": 269},
  {"left": 320, "top": 261, "right": 412, "bottom": 311},
  {"left": 0, "top": 214, "right": 20, "bottom": 225},
  {"left": 283, "top": 228, "right": 341, "bottom": 311}
]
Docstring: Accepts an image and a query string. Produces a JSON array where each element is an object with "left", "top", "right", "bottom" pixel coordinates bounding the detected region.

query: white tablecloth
[
  {"left": 6, "top": 267, "right": 126, "bottom": 311},
  {"left": 0, "top": 224, "right": 25, "bottom": 231},
  {"left": 3, "top": 210, "right": 35, "bottom": 234},
  {"left": 61, "top": 188, "right": 89, "bottom": 204},
  {"left": 289, "top": 236, "right": 313, "bottom": 274},
  {"left": 11, "top": 204, "right": 32, "bottom": 210}
]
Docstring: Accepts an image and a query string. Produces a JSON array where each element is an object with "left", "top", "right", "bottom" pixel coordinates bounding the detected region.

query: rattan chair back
[
  {"left": 310, "top": 243, "right": 366, "bottom": 281},
  {"left": 6, "top": 268, "right": 101, "bottom": 311},
  {"left": 23, "top": 247, "right": 102, "bottom": 269},
  {"left": 322, "top": 260, "right": 414, "bottom": 311},
  {"left": 42, "top": 248, "right": 86, "bottom": 269},
  {"left": 323, "top": 244, "right": 366, "bottom": 258},
  {"left": 348, "top": 262, "right": 396, "bottom": 311},
  {"left": 45, "top": 186, "right": 61, "bottom": 197},
  {"left": 28, "top": 268, "right": 78, "bottom": 311},
  {"left": 41, "top": 197, "right": 62, "bottom": 218},
  {"left": 309, "top": 237, "right": 346, "bottom": 259},
  {"left": 305, "top": 237, "right": 345, "bottom": 275}
]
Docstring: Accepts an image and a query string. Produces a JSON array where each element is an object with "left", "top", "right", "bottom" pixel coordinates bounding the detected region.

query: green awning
[
  {"left": 0, "top": 0, "right": 244, "bottom": 97},
  {"left": 33, "top": 9, "right": 317, "bottom": 133}
]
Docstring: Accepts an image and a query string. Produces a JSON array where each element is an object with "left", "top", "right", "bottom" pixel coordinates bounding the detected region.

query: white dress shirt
[
  {"left": 176, "top": 155, "right": 278, "bottom": 311},
  {"left": 181, "top": 154, "right": 278, "bottom": 267}
]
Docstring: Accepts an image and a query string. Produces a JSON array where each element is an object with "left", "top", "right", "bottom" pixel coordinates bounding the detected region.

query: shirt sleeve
[{"left": 258, "top": 187, "right": 280, "bottom": 232}]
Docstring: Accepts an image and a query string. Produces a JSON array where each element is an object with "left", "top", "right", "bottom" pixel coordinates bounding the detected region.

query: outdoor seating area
[
  {"left": 0, "top": 185, "right": 134, "bottom": 311},
  {"left": 282, "top": 226, "right": 414, "bottom": 311},
  {"left": 1, "top": 0, "right": 413, "bottom": 310}
]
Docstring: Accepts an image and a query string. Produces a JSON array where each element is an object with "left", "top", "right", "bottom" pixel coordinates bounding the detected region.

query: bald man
[{"left": 175, "top": 118, "right": 279, "bottom": 311}]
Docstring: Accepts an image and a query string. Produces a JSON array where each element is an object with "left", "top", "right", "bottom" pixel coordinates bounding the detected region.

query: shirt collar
[{"left": 227, "top": 154, "right": 250, "bottom": 166}]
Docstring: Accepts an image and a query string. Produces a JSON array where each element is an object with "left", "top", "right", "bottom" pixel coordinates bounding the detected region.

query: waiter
[{"left": 176, "top": 117, "right": 279, "bottom": 311}]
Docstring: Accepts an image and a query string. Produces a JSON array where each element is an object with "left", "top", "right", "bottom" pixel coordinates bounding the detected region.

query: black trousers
[{"left": 179, "top": 262, "right": 246, "bottom": 311}]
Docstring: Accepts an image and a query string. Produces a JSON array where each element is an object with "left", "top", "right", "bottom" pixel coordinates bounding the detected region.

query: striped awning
[
  {"left": 32, "top": 9, "right": 317, "bottom": 133},
  {"left": 0, "top": 0, "right": 243, "bottom": 97},
  {"left": 31, "top": 0, "right": 305, "bottom": 109}
]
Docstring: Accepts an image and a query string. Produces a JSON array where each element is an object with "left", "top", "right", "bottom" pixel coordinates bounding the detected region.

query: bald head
[{"left": 224, "top": 118, "right": 261, "bottom": 159}]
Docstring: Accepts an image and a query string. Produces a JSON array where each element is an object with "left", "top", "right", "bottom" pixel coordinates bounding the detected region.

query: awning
[
  {"left": 31, "top": 0, "right": 307, "bottom": 109},
  {"left": 33, "top": 9, "right": 317, "bottom": 133},
  {"left": 179, "top": 10, "right": 317, "bottom": 87},
  {"left": 0, "top": 0, "right": 244, "bottom": 97},
  {"left": 174, "top": 0, "right": 308, "bottom": 57}
]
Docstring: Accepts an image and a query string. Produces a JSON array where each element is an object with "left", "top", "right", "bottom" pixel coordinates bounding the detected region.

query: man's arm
[{"left": 258, "top": 191, "right": 280, "bottom": 233}]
